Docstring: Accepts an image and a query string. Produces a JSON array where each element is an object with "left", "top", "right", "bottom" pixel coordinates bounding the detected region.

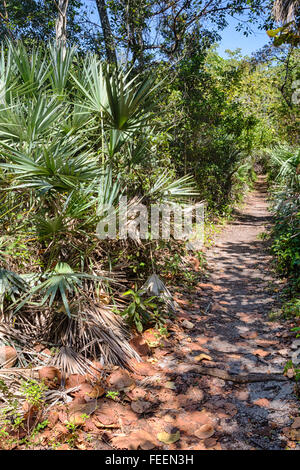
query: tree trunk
[
  {"left": 55, "top": 0, "right": 69, "bottom": 49},
  {"left": 96, "top": 0, "right": 117, "bottom": 64},
  {"left": 0, "top": 1, "right": 13, "bottom": 39}
]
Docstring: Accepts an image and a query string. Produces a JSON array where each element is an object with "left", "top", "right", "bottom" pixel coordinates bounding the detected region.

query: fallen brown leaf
[
  {"left": 181, "top": 319, "right": 194, "bottom": 330},
  {"left": 130, "top": 400, "right": 152, "bottom": 414},
  {"left": 194, "top": 353, "right": 212, "bottom": 362},
  {"left": 194, "top": 423, "right": 215, "bottom": 439},
  {"left": 291, "top": 417, "right": 300, "bottom": 429},
  {"left": 253, "top": 398, "right": 269, "bottom": 408},
  {"left": 66, "top": 400, "right": 98, "bottom": 425},
  {"left": 157, "top": 430, "right": 180, "bottom": 444},
  {"left": 107, "top": 369, "right": 135, "bottom": 391},
  {"left": 111, "top": 430, "right": 157, "bottom": 450},
  {"left": 253, "top": 349, "right": 270, "bottom": 358}
]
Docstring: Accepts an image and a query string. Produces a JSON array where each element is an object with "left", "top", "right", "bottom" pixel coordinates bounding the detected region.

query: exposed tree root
[{"left": 189, "top": 364, "right": 288, "bottom": 383}]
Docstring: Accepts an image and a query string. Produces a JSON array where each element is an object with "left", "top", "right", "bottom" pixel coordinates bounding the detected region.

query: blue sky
[
  {"left": 216, "top": 17, "right": 271, "bottom": 58},
  {"left": 82, "top": 1, "right": 271, "bottom": 59}
]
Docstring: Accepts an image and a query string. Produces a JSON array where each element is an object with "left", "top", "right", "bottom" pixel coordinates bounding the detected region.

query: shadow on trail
[{"left": 148, "top": 175, "right": 298, "bottom": 450}]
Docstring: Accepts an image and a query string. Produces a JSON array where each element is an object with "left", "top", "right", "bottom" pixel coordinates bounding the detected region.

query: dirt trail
[
  {"left": 59, "top": 176, "right": 300, "bottom": 451},
  {"left": 130, "top": 175, "right": 299, "bottom": 451}
]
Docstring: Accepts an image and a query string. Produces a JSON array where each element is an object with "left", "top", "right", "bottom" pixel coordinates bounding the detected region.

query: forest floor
[{"left": 7, "top": 176, "right": 300, "bottom": 451}]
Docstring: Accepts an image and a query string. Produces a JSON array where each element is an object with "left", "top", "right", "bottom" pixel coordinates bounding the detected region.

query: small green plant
[
  {"left": 0, "top": 380, "right": 22, "bottom": 437},
  {"left": 291, "top": 326, "right": 300, "bottom": 338},
  {"left": 106, "top": 390, "right": 120, "bottom": 401},
  {"left": 66, "top": 421, "right": 78, "bottom": 433},
  {"left": 64, "top": 414, "right": 86, "bottom": 448},
  {"left": 31, "top": 419, "right": 49, "bottom": 438},
  {"left": 21, "top": 419, "right": 50, "bottom": 447},
  {"left": 284, "top": 360, "right": 300, "bottom": 381},
  {"left": 161, "top": 252, "right": 182, "bottom": 277},
  {"left": 283, "top": 298, "right": 300, "bottom": 318},
  {"left": 183, "top": 270, "right": 197, "bottom": 286},
  {"left": 195, "top": 251, "right": 207, "bottom": 269},
  {"left": 21, "top": 379, "right": 47, "bottom": 408},
  {"left": 158, "top": 326, "right": 168, "bottom": 337},
  {"left": 121, "top": 287, "right": 167, "bottom": 332}
]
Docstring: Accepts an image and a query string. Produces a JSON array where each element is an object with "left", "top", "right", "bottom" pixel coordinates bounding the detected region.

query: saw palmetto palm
[{"left": 1, "top": 138, "right": 101, "bottom": 193}]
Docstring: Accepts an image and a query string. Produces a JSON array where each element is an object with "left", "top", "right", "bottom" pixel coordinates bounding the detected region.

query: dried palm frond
[
  {"left": 140, "top": 273, "right": 177, "bottom": 311},
  {"left": 14, "top": 262, "right": 119, "bottom": 318},
  {"left": 1, "top": 304, "right": 141, "bottom": 376},
  {"left": 49, "top": 300, "right": 140, "bottom": 375},
  {"left": 148, "top": 171, "right": 199, "bottom": 203},
  {"left": 44, "top": 386, "right": 80, "bottom": 408},
  {"left": 0, "top": 321, "right": 32, "bottom": 347},
  {"left": 51, "top": 346, "right": 94, "bottom": 377},
  {"left": 1, "top": 270, "right": 140, "bottom": 375},
  {"left": 96, "top": 195, "right": 144, "bottom": 244}
]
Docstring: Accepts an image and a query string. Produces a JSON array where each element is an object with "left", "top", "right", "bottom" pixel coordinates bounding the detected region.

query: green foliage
[
  {"left": 106, "top": 390, "right": 120, "bottom": 400},
  {"left": 267, "top": 22, "right": 300, "bottom": 47},
  {"left": 282, "top": 298, "right": 300, "bottom": 318},
  {"left": 0, "top": 267, "right": 27, "bottom": 312},
  {"left": 15, "top": 262, "right": 111, "bottom": 317},
  {"left": 121, "top": 287, "right": 167, "bottom": 332},
  {"left": 268, "top": 146, "right": 300, "bottom": 190},
  {"left": 267, "top": 145, "right": 300, "bottom": 303},
  {"left": 270, "top": 190, "right": 300, "bottom": 289},
  {"left": 20, "top": 378, "right": 47, "bottom": 407}
]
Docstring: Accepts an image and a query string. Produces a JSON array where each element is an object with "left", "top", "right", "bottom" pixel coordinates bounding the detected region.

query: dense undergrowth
[{"left": 263, "top": 146, "right": 300, "bottom": 322}]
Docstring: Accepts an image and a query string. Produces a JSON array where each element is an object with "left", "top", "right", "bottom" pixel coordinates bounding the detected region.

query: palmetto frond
[
  {"left": 14, "top": 262, "right": 115, "bottom": 318},
  {"left": 61, "top": 103, "right": 95, "bottom": 136},
  {"left": 127, "top": 136, "right": 152, "bottom": 166},
  {"left": 72, "top": 60, "right": 158, "bottom": 134},
  {"left": 49, "top": 44, "right": 76, "bottom": 95},
  {"left": 8, "top": 41, "right": 50, "bottom": 95},
  {"left": 1, "top": 138, "right": 100, "bottom": 193},
  {"left": 0, "top": 97, "right": 63, "bottom": 145},
  {"left": 104, "top": 68, "right": 158, "bottom": 132},
  {"left": 148, "top": 171, "right": 199, "bottom": 202},
  {"left": 96, "top": 166, "right": 121, "bottom": 217},
  {"left": 35, "top": 215, "right": 65, "bottom": 240},
  {"left": 140, "top": 273, "right": 176, "bottom": 311},
  {"left": 106, "top": 129, "right": 127, "bottom": 158},
  {"left": 0, "top": 268, "right": 28, "bottom": 314},
  {"left": 0, "top": 44, "right": 14, "bottom": 105},
  {"left": 270, "top": 146, "right": 300, "bottom": 189},
  {"left": 71, "top": 56, "right": 108, "bottom": 114},
  {"left": 50, "top": 301, "right": 141, "bottom": 374}
]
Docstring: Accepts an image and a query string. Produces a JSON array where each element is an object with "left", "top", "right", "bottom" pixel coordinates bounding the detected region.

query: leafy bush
[
  {"left": 270, "top": 190, "right": 300, "bottom": 290},
  {"left": 267, "top": 145, "right": 300, "bottom": 296}
]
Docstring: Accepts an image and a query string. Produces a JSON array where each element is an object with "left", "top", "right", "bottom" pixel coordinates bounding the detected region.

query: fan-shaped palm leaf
[
  {"left": 9, "top": 41, "right": 50, "bottom": 95},
  {"left": 0, "top": 268, "right": 28, "bottom": 314},
  {"left": 1, "top": 138, "right": 100, "bottom": 193},
  {"left": 148, "top": 171, "right": 199, "bottom": 202},
  {"left": 0, "top": 97, "right": 63, "bottom": 145},
  {"left": 14, "top": 262, "right": 115, "bottom": 317},
  {"left": 49, "top": 44, "right": 76, "bottom": 95},
  {"left": 72, "top": 61, "right": 159, "bottom": 133}
]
